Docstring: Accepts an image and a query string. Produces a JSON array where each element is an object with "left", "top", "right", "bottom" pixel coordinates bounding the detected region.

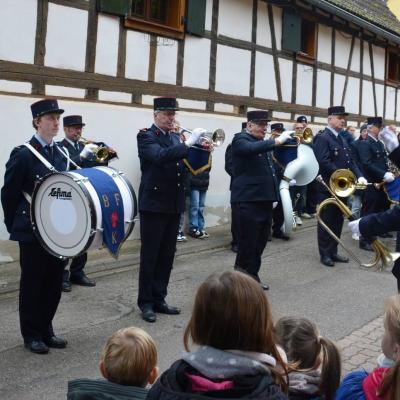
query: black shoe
[
  {"left": 24, "top": 340, "right": 49, "bottom": 354},
  {"left": 360, "top": 243, "right": 373, "bottom": 252},
  {"left": 272, "top": 232, "right": 290, "bottom": 241},
  {"left": 331, "top": 254, "right": 349, "bottom": 263},
  {"left": 70, "top": 275, "right": 96, "bottom": 287},
  {"left": 141, "top": 305, "right": 156, "bottom": 323},
  {"left": 378, "top": 232, "right": 393, "bottom": 238},
  {"left": 154, "top": 302, "right": 181, "bottom": 315},
  {"left": 231, "top": 244, "right": 238, "bottom": 253},
  {"left": 62, "top": 280, "right": 72, "bottom": 292},
  {"left": 260, "top": 282, "right": 270, "bottom": 290},
  {"left": 44, "top": 336, "right": 68, "bottom": 349},
  {"left": 321, "top": 256, "right": 334, "bottom": 267}
]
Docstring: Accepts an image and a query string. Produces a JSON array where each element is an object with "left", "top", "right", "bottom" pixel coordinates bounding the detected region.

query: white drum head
[{"left": 31, "top": 173, "right": 96, "bottom": 257}]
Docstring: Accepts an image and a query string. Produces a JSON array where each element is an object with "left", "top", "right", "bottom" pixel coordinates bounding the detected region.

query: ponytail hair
[
  {"left": 378, "top": 295, "right": 400, "bottom": 400},
  {"left": 275, "top": 317, "right": 341, "bottom": 400}
]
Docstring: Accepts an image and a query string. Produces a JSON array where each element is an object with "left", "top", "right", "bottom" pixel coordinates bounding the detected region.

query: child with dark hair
[
  {"left": 147, "top": 271, "right": 289, "bottom": 400},
  {"left": 275, "top": 317, "right": 341, "bottom": 400},
  {"left": 335, "top": 295, "right": 400, "bottom": 400}
]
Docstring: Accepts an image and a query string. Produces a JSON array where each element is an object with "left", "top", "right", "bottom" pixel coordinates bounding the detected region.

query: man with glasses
[{"left": 231, "top": 110, "right": 291, "bottom": 290}]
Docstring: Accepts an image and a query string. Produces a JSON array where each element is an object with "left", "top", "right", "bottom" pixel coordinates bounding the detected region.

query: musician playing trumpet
[{"left": 357, "top": 117, "right": 394, "bottom": 251}]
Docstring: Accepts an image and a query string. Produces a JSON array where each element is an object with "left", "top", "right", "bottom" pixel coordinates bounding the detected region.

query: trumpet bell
[
  {"left": 302, "top": 127, "right": 313, "bottom": 144},
  {"left": 329, "top": 169, "right": 357, "bottom": 198}
]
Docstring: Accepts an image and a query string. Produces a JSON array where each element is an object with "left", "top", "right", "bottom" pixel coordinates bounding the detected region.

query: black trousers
[
  {"left": 19, "top": 239, "right": 64, "bottom": 343},
  {"left": 360, "top": 186, "right": 390, "bottom": 246},
  {"left": 234, "top": 201, "right": 273, "bottom": 278},
  {"left": 305, "top": 179, "right": 318, "bottom": 214},
  {"left": 138, "top": 211, "right": 180, "bottom": 310},
  {"left": 63, "top": 252, "right": 88, "bottom": 281},
  {"left": 393, "top": 231, "right": 400, "bottom": 293},
  {"left": 272, "top": 200, "right": 284, "bottom": 234},
  {"left": 317, "top": 190, "right": 346, "bottom": 258},
  {"left": 230, "top": 203, "right": 241, "bottom": 246}
]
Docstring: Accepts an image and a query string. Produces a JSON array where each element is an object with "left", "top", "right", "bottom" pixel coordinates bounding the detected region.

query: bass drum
[{"left": 31, "top": 166, "right": 137, "bottom": 258}]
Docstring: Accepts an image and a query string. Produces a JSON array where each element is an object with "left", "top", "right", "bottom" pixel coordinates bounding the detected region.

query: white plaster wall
[
  {"left": 343, "top": 77, "right": 359, "bottom": 114},
  {"left": 362, "top": 80, "right": 375, "bottom": 115},
  {"left": 273, "top": 111, "right": 291, "bottom": 120},
  {"left": 215, "top": 45, "right": 251, "bottom": 96},
  {"left": 214, "top": 103, "right": 234, "bottom": 113},
  {"left": 350, "top": 38, "right": 360, "bottom": 72},
  {"left": 218, "top": 0, "right": 252, "bottom": 42},
  {"left": 272, "top": 6, "right": 282, "bottom": 51},
  {"left": 373, "top": 45, "right": 386, "bottom": 81},
  {"left": 317, "top": 25, "right": 332, "bottom": 64},
  {"left": 254, "top": 53, "right": 277, "bottom": 100},
  {"left": 333, "top": 74, "right": 345, "bottom": 106},
  {"left": 95, "top": 15, "right": 120, "bottom": 76},
  {"left": 182, "top": 38, "right": 211, "bottom": 89},
  {"left": 256, "top": 1, "right": 272, "bottom": 48},
  {"left": 334, "top": 31, "right": 352, "bottom": 70},
  {"left": 154, "top": 41, "right": 178, "bottom": 85},
  {"left": 177, "top": 99, "right": 206, "bottom": 110},
  {"left": 0, "top": 0, "right": 37, "bottom": 64},
  {"left": 386, "top": 86, "right": 396, "bottom": 120},
  {"left": 316, "top": 70, "right": 331, "bottom": 109},
  {"left": 363, "top": 42, "right": 372, "bottom": 76},
  {"left": 296, "top": 64, "right": 313, "bottom": 106},
  {"left": 98, "top": 90, "right": 132, "bottom": 103},
  {"left": 205, "top": 0, "right": 213, "bottom": 31},
  {"left": 278, "top": 58, "right": 293, "bottom": 102},
  {"left": 45, "top": 4, "right": 88, "bottom": 71},
  {"left": 0, "top": 94, "right": 247, "bottom": 241},
  {"left": 125, "top": 31, "right": 150, "bottom": 81},
  {"left": 0, "top": 80, "right": 32, "bottom": 94},
  {"left": 45, "top": 85, "right": 86, "bottom": 98},
  {"left": 375, "top": 84, "right": 385, "bottom": 117}
]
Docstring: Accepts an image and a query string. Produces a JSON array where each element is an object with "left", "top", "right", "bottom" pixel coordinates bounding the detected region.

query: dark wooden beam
[
  {"left": 267, "top": 4, "right": 282, "bottom": 102},
  {"left": 340, "top": 35, "right": 355, "bottom": 106},
  {"left": 207, "top": 0, "right": 219, "bottom": 112}
]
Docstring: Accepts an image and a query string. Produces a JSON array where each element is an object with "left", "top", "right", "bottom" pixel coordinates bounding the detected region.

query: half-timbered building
[{"left": 1, "top": 0, "right": 400, "bottom": 242}]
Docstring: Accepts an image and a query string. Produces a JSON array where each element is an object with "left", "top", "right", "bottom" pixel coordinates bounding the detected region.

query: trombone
[
  {"left": 176, "top": 125, "right": 225, "bottom": 149},
  {"left": 271, "top": 127, "right": 313, "bottom": 145},
  {"left": 316, "top": 169, "right": 400, "bottom": 271},
  {"left": 79, "top": 136, "right": 116, "bottom": 163}
]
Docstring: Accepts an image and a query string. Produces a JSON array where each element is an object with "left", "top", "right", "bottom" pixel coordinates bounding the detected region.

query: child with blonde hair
[
  {"left": 336, "top": 294, "right": 400, "bottom": 400},
  {"left": 67, "top": 327, "right": 158, "bottom": 400},
  {"left": 147, "top": 271, "right": 289, "bottom": 400},
  {"left": 275, "top": 317, "right": 341, "bottom": 400}
]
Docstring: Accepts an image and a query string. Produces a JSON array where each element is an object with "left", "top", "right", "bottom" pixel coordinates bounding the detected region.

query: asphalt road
[{"left": 0, "top": 222, "right": 396, "bottom": 399}]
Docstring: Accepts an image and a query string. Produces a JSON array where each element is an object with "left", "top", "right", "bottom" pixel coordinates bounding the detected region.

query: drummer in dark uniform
[
  {"left": 59, "top": 115, "right": 97, "bottom": 291},
  {"left": 313, "top": 106, "right": 366, "bottom": 267},
  {"left": 137, "top": 97, "right": 204, "bottom": 323},
  {"left": 357, "top": 116, "right": 394, "bottom": 251},
  {"left": 1, "top": 99, "right": 70, "bottom": 354},
  {"left": 231, "top": 110, "right": 291, "bottom": 289}
]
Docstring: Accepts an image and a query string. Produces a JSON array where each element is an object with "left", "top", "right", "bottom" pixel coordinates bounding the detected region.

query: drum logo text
[{"left": 48, "top": 187, "right": 72, "bottom": 200}]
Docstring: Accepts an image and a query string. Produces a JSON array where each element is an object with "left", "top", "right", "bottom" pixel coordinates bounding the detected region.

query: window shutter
[
  {"left": 282, "top": 10, "right": 301, "bottom": 52},
  {"left": 186, "top": 0, "right": 206, "bottom": 37},
  {"left": 97, "top": 0, "right": 131, "bottom": 17}
]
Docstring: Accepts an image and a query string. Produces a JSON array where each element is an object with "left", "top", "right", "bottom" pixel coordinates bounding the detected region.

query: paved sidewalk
[{"left": 338, "top": 315, "right": 384, "bottom": 375}]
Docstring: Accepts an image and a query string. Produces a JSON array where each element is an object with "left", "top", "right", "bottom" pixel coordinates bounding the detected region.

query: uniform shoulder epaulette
[{"left": 138, "top": 128, "right": 148, "bottom": 135}]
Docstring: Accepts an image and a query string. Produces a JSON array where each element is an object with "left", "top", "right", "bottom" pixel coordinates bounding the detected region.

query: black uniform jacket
[
  {"left": 1, "top": 136, "right": 70, "bottom": 242},
  {"left": 360, "top": 146, "right": 400, "bottom": 236},
  {"left": 313, "top": 127, "right": 362, "bottom": 185},
  {"left": 137, "top": 124, "right": 188, "bottom": 214},
  {"left": 230, "top": 131, "right": 279, "bottom": 203},
  {"left": 59, "top": 138, "right": 101, "bottom": 168},
  {"left": 357, "top": 135, "right": 388, "bottom": 183}
]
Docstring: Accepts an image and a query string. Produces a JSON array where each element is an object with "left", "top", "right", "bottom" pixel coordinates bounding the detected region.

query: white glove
[
  {"left": 275, "top": 131, "right": 292, "bottom": 145},
  {"left": 357, "top": 177, "right": 368, "bottom": 186},
  {"left": 272, "top": 201, "right": 278, "bottom": 209},
  {"left": 383, "top": 171, "right": 395, "bottom": 183},
  {"left": 348, "top": 219, "right": 361, "bottom": 236},
  {"left": 80, "top": 143, "right": 98, "bottom": 159},
  {"left": 289, "top": 179, "right": 297, "bottom": 187},
  {"left": 185, "top": 128, "right": 207, "bottom": 147},
  {"left": 379, "top": 127, "right": 399, "bottom": 153}
]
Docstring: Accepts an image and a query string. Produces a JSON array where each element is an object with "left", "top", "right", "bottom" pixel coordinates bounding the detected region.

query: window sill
[
  {"left": 296, "top": 52, "right": 316, "bottom": 65},
  {"left": 124, "top": 16, "right": 184, "bottom": 40}
]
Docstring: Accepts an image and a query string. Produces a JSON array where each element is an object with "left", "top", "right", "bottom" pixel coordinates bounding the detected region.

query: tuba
[
  {"left": 316, "top": 169, "right": 400, "bottom": 270},
  {"left": 279, "top": 144, "right": 319, "bottom": 234}
]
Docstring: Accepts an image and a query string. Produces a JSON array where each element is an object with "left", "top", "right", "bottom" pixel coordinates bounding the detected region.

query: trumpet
[
  {"left": 271, "top": 127, "right": 313, "bottom": 145},
  {"left": 316, "top": 169, "right": 400, "bottom": 270},
  {"left": 176, "top": 125, "right": 225, "bottom": 149},
  {"left": 79, "top": 136, "right": 116, "bottom": 163}
]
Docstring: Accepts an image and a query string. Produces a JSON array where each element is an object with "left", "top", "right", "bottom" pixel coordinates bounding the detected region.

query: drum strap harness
[{"left": 22, "top": 143, "right": 80, "bottom": 204}]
